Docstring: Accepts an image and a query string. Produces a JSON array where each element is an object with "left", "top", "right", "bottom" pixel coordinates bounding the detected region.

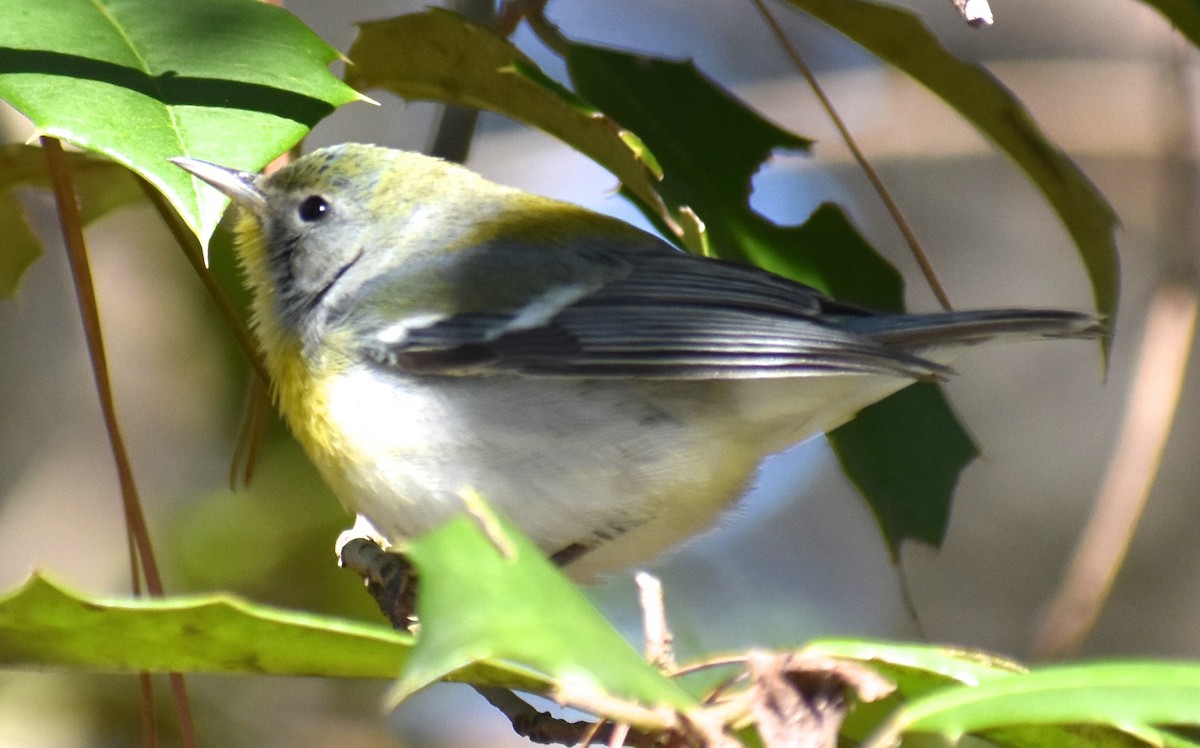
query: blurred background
[{"left": 1, "top": 0, "right": 1197, "bottom": 745}]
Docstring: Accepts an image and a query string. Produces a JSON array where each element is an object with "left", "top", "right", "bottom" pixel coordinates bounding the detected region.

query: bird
[{"left": 173, "top": 143, "right": 1103, "bottom": 580}]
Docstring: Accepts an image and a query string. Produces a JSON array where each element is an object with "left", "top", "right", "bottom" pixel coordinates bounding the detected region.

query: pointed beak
[{"left": 170, "top": 157, "right": 267, "bottom": 214}]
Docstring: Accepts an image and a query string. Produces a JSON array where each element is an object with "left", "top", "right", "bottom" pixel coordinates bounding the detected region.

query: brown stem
[
  {"left": 751, "top": 0, "right": 954, "bottom": 311},
  {"left": 40, "top": 136, "right": 197, "bottom": 748},
  {"left": 500, "top": 0, "right": 569, "bottom": 54},
  {"left": 338, "top": 536, "right": 655, "bottom": 746},
  {"left": 474, "top": 686, "right": 650, "bottom": 746}
]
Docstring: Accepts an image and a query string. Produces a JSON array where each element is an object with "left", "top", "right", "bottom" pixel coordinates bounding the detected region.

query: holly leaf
[
  {"left": 394, "top": 495, "right": 695, "bottom": 727},
  {"left": 0, "top": 0, "right": 360, "bottom": 248},
  {"left": 345, "top": 9, "right": 668, "bottom": 231}
]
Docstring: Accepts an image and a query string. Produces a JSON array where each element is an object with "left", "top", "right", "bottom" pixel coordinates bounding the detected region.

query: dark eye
[{"left": 298, "top": 195, "right": 330, "bottom": 222}]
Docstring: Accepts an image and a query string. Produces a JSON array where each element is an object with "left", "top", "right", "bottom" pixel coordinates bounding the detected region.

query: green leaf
[
  {"left": 344, "top": 9, "right": 668, "bottom": 227},
  {"left": 0, "top": 571, "right": 545, "bottom": 691},
  {"left": 811, "top": 640, "right": 1195, "bottom": 748},
  {"left": 828, "top": 383, "right": 978, "bottom": 556},
  {"left": 807, "top": 639, "right": 1026, "bottom": 695},
  {"left": 868, "top": 662, "right": 1200, "bottom": 745},
  {"left": 0, "top": 573, "right": 410, "bottom": 678},
  {"left": 394, "top": 496, "right": 694, "bottom": 727},
  {"left": 567, "top": 45, "right": 972, "bottom": 553},
  {"left": 0, "top": 143, "right": 143, "bottom": 297},
  {"left": 777, "top": 203, "right": 903, "bottom": 310},
  {"left": 566, "top": 48, "right": 818, "bottom": 285},
  {"left": 0, "top": 0, "right": 360, "bottom": 247},
  {"left": 787, "top": 0, "right": 1120, "bottom": 330}
]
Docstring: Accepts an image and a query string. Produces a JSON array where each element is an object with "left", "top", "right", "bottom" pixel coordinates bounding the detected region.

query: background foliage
[{"left": 0, "top": 0, "right": 1198, "bottom": 745}]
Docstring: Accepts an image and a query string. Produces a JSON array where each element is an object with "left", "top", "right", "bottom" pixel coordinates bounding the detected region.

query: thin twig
[
  {"left": 128, "top": 541, "right": 158, "bottom": 748},
  {"left": 1033, "top": 284, "right": 1197, "bottom": 659},
  {"left": 635, "top": 572, "right": 675, "bottom": 671},
  {"left": 166, "top": 675, "right": 197, "bottom": 748},
  {"left": 41, "top": 137, "right": 164, "bottom": 592},
  {"left": 40, "top": 136, "right": 197, "bottom": 748},
  {"left": 605, "top": 721, "right": 631, "bottom": 748},
  {"left": 700, "top": 671, "right": 751, "bottom": 707},
  {"left": 751, "top": 0, "right": 954, "bottom": 311},
  {"left": 137, "top": 673, "right": 158, "bottom": 748},
  {"left": 474, "top": 686, "right": 642, "bottom": 746},
  {"left": 670, "top": 655, "right": 751, "bottom": 678},
  {"left": 229, "top": 373, "right": 271, "bottom": 489},
  {"left": 499, "top": 0, "right": 569, "bottom": 54},
  {"left": 895, "top": 559, "right": 929, "bottom": 642},
  {"left": 524, "top": 7, "right": 570, "bottom": 56},
  {"left": 428, "top": 0, "right": 494, "bottom": 162},
  {"left": 575, "top": 717, "right": 606, "bottom": 748},
  {"left": 430, "top": 105, "right": 482, "bottom": 164}
]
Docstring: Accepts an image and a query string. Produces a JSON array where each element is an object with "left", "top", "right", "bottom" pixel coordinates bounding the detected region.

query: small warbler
[{"left": 174, "top": 144, "right": 1101, "bottom": 579}]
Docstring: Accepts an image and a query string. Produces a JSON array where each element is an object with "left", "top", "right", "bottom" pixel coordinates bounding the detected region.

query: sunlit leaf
[
  {"left": 0, "top": 573, "right": 411, "bottom": 678},
  {"left": 394, "top": 497, "right": 694, "bottom": 727},
  {"left": 867, "top": 662, "right": 1200, "bottom": 746},
  {"left": 812, "top": 640, "right": 1195, "bottom": 748},
  {"left": 0, "top": 0, "right": 360, "bottom": 247},
  {"left": 0, "top": 572, "right": 545, "bottom": 691}
]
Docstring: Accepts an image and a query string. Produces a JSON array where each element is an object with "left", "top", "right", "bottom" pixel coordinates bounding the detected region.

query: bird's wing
[{"left": 352, "top": 245, "right": 946, "bottom": 380}]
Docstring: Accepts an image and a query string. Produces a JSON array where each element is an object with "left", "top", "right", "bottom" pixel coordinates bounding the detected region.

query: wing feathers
[{"left": 357, "top": 247, "right": 1092, "bottom": 381}]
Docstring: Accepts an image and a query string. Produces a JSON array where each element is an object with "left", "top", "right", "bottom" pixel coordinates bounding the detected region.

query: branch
[
  {"left": 750, "top": 0, "right": 954, "bottom": 311},
  {"left": 40, "top": 136, "right": 197, "bottom": 748},
  {"left": 337, "top": 536, "right": 656, "bottom": 746}
]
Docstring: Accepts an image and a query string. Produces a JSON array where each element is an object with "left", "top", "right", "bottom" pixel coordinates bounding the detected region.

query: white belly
[{"left": 316, "top": 366, "right": 912, "bottom": 578}]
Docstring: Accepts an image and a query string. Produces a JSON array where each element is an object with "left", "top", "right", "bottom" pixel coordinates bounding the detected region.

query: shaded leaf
[
  {"left": 0, "top": 0, "right": 359, "bottom": 247},
  {"left": 0, "top": 192, "right": 36, "bottom": 298},
  {"left": 344, "top": 9, "right": 668, "bottom": 227},
  {"left": 828, "top": 383, "right": 978, "bottom": 557},
  {"left": 0, "top": 143, "right": 143, "bottom": 297}
]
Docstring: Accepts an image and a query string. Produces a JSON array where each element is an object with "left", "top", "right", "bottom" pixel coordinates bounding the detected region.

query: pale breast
[{"left": 312, "top": 365, "right": 915, "bottom": 576}]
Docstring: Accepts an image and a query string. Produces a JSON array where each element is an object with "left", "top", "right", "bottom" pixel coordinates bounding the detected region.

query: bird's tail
[{"left": 845, "top": 309, "right": 1106, "bottom": 350}]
